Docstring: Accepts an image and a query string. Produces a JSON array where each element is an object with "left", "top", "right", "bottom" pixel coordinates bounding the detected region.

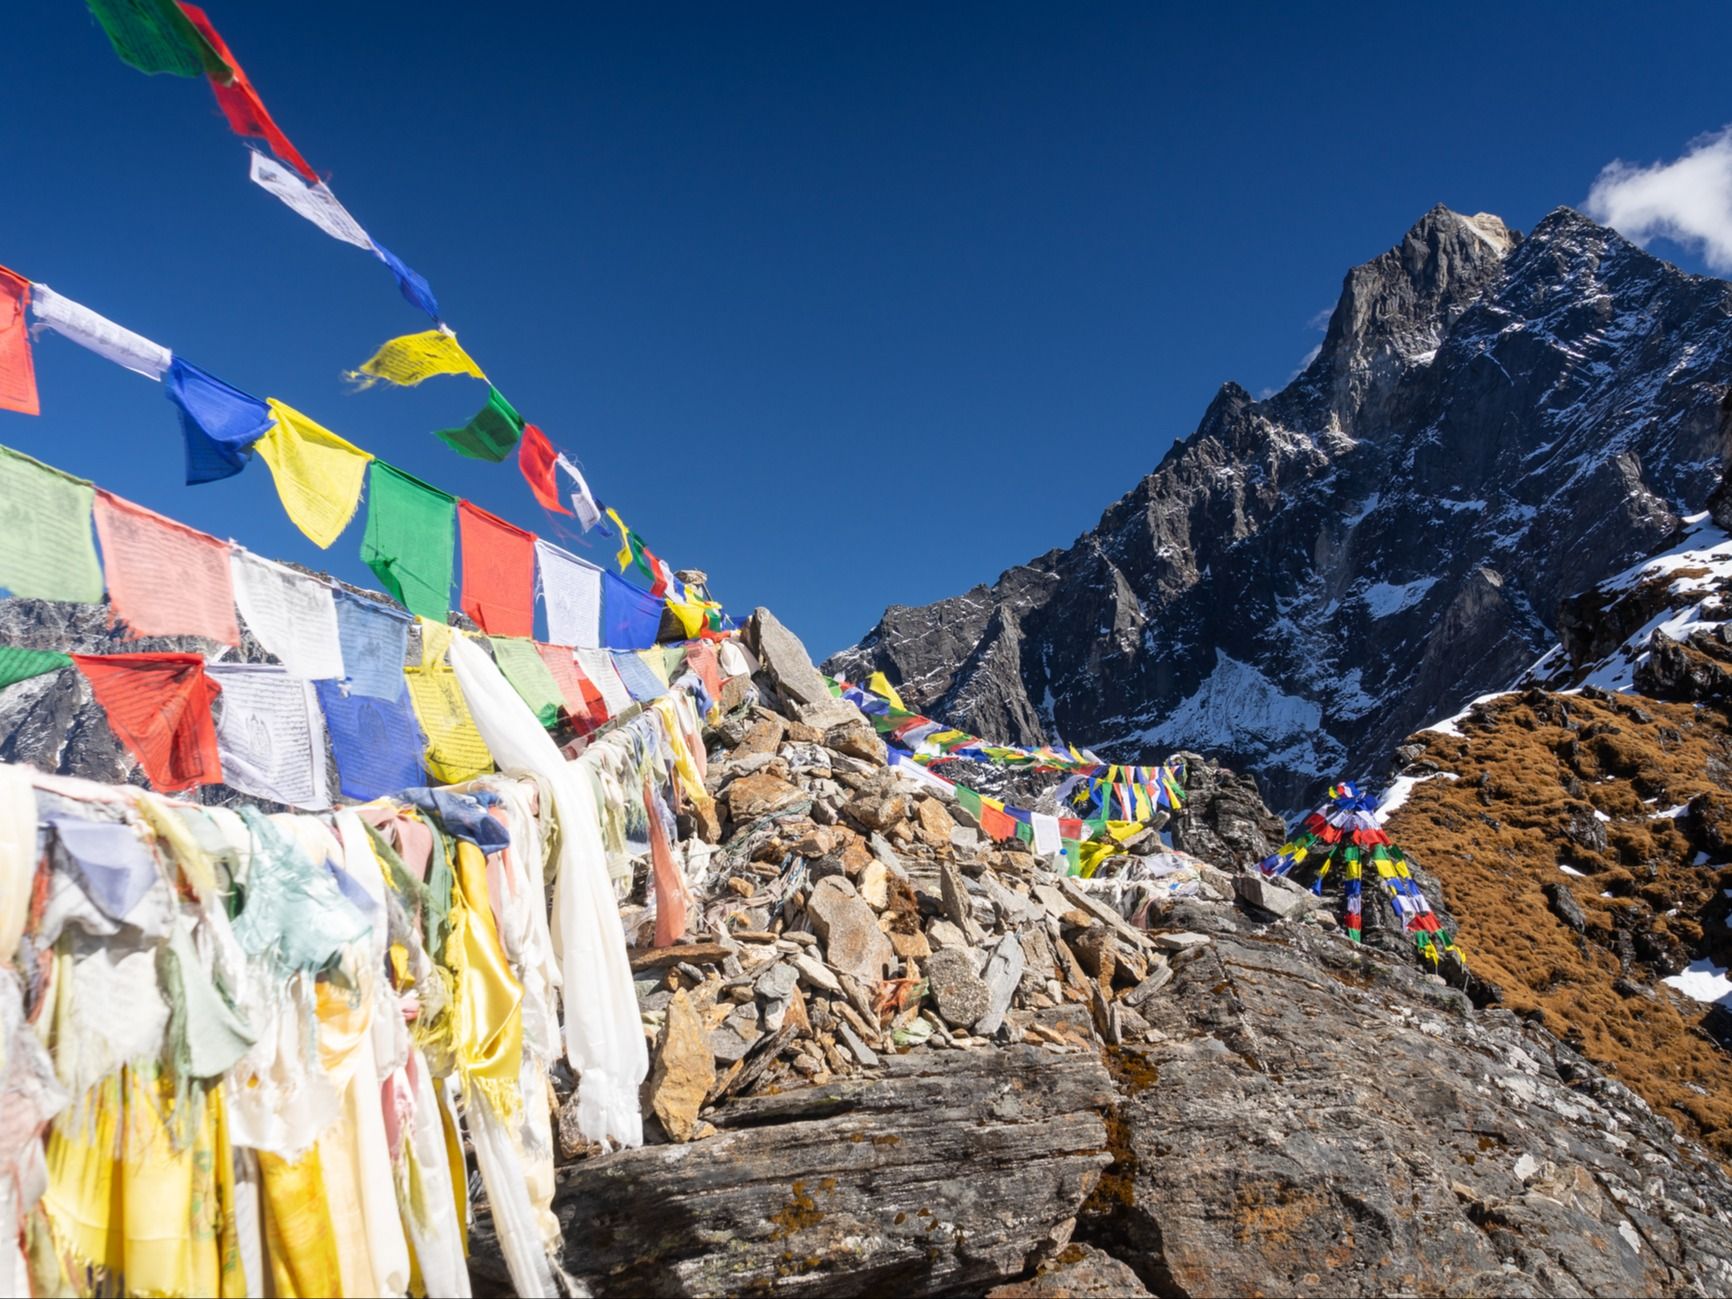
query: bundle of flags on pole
[{"left": 1256, "top": 781, "right": 1462, "bottom": 967}]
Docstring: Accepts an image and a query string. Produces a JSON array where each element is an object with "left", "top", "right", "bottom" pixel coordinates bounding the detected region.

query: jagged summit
[{"left": 827, "top": 205, "right": 1732, "bottom": 808}]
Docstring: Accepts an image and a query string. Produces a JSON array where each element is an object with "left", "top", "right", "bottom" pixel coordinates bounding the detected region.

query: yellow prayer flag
[
  {"left": 257, "top": 400, "right": 372, "bottom": 548},
  {"left": 606, "top": 506, "right": 633, "bottom": 572},
  {"left": 865, "top": 670, "right": 907, "bottom": 710},
  {"left": 666, "top": 593, "right": 707, "bottom": 638},
  {"left": 404, "top": 659, "right": 494, "bottom": 784},
  {"left": 348, "top": 328, "right": 486, "bottom": 389}
]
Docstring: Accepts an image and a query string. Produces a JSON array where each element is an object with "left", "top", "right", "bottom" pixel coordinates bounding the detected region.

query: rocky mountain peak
[
  {"left": 830, "top": 205, "right": 1732, "bottom": 809},
  {"left": 1304, "top": 204, "right": 1520, "bottom": 431}
]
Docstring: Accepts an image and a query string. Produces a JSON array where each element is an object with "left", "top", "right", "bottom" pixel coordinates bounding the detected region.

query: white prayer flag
[
  {"left": 209, "top": 664, "right": 331, "bottom": 810},
  {"left": 248, "top": 151, "right": 375, "bottom": 251},
  {"left": 29, "top": 284, "right": 171, "bottom": 380},
  {"left": 554, "top": 454, "right": 603, "bottom": 532},
  {"left": 230, "top": 549, "right": 346, "bottom": 681},
  {"left": 535, "top": 539, "right": 602, "bottom": 649}
]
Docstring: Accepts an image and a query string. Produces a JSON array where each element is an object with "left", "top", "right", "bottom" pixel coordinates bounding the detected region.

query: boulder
[
  {"left": 648, "top": 989, "right": 716, "bottom": 1142},
  {"left": 746, "top": 607, "right": 862, "bottom": 730},
  {"left": 974, "top": 932, "right": 1026, "bottom": 1036},
  {"left": 926, "top": 947, "right": 992, "bottom": 1028},
  {"left": 805, "top": 877, "right": 894, "bottom": 984},
  {"left": 727, "top": 771, "right": 805, "bottom": 821},
  {"left": 1233, "top": 870, "right": 1321, "bottom": 920}
]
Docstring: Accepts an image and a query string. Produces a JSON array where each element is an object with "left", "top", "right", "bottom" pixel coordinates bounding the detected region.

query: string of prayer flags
[
  {"left": 350, "top": 329, "right": 485, "bottom": 390},
  {"left": 84, "top": 0, "right": 225, "bottom": 80},
  {"left": 488, "top": 638, "right": 565, "bottom": 729},
  {"left": 72, "top": 652, "right": 223, "bottom": 791},
  {"left": 517, "top": 425, "right": 571, "bottom": 515},
  {"left": 602, "top": 571, "right": 665, "bottom": 651},
  {"left": 534, "top": 539, "right": 601, "bottom": 649},
  {"left": 333, "top": 590, "right": 411, "bottom": 699},
  {"left": 457, "top": 502, "right": 536, "bottom": 637},
  {"left": 605, "top": 505, "right": 662, "bottom": 589},
  {"left": 0, "top": 646, "right": 73, "bottom": 690},
  {"left": 256, "top": 398, "right": 371, "bottom": 547},
  {"left": 92, "top": 490, "right": 239, "bottom": 645},
  {"left": 229, "top": 548, "right": 346, "bottom": 680},
  {"left": 0, "top": 446, "right": 103, "bottom": 603},
  {"left": 248, "top": 151, "right": 372, "bottom": 250},
  {"left": 555, "top": 454, "right": 603, "bottom": 532},
  {"left": 176, "top": 5, "right": 318, "bottom": 181},
  {"left": 361, "top": 461, "right": 454, "bottom": 621},
  {"left": 535, "top": 642, "right": 599, "bottom": 725},
  {"left": 0, "top": 268, "right": 39, "bottom": 415},
  {"left": 165, "top": 357, "right": 271, "bottom": 484},
  {"left": 312, "top": 678, "right": 426, "bottom": 800},
  {"left": 436, "top": 386, "right": 523, "bottom": 461},
  {"left": 207, "top": 663, "right": 331, "bottom": 809},
  {"left": 28, "top": 284, "right": 171, "bottom": 380}
]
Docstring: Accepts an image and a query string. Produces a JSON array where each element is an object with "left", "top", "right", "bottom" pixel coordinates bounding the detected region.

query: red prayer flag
[
  {"left": 517, "top": 425, "right": 572, "bottom": 516},
  {"left": 74, "top": 652, "right": 223, "bottom": 792},
  {"left": 568, "top": 658, "right": 611, "bottom": 724},
  {"left": 0, "top": 267, "right": 39, "bottom": 416},
  {"left": 93, "top": 491, "right": 239, "bottom": 645},
  {"left": 534, "top": 641, "right": 592, "bottom": 726},
  {"left": 457, "top": 500, "right": 536, "bottom": 637},
  {"left": 684, "top": 642, "right": 724, "bottom": 701},
  {"left": 979, "top": 801, "right": 1017, "bottom": 842},
  {"left": 177, "top": 5, "right": 319, "bottom": 183}
]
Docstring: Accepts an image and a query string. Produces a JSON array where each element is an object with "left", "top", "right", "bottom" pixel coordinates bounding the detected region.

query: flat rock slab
[{"left": 472, "top": 1047, "right": 1113, "bottom": 1297}]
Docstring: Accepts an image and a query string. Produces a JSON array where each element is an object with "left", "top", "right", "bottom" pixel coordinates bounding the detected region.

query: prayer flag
[
  {"left": 333, "top": 591, "right": 410, "bottom": 699},
  {"left": 256, "top": 398, "right": 371, "bottom": 548},
  {"left": 92, "top": 490, "right": 239, "bottom": 644},
  {"left": 517, "top": 425, "right": 571, "bottom": 515},
  {"left": 0, "top": 446, "right": 103, "bottom": 602},
  {"left": 488, "top": 637, "right": 564, "bottom": 729},
  {"left": 0, "top": 269, "right": 39, "bottom": 416},
  {"left": 28, "top": 284, "right": 171, "bottom": 379},
  {"left": 0, "top": 646, "right": 73, "bottom": 690},
  {"left": 534, "top": 642, "right": 594, "bottom": 725},
  {"left": 979, "top": 799, "right": 1017, "bottom": 842},
  {"left": 865, "top": 671, "right": 907, "bottom": 710},
  {"left": 684, "top": 642, "right": 724, "bottom": 701},
  {"left": 534, "top": 539, "right": 601, "bottom": 649},
  {"left": 361, "top": 461, "right": 453, "bottom": 620},
  {"left": 1031, "top": 812, "right": 1061, "bottom": 856},
  {"left": 368, "top": 239, "right": 440, "bottom": 321},
  {"left": 313, "top": 678, "right": 426, "bottom": 800},
  {"left": 247, "top": 151, "right": 372, "bottom": 250},
  {"left": 436, "top": 387, "right": 522, "bottom": 461},
  {"left": 208, "top": 663, "right": 330, "bottom": 809},
  {"left": 575, "top": 647, "right": 632, "bottom": 717},
  {"left": 403, "top": 661, "right": 494, "bottom": 784},
  {"left": 178, "top": 5, "right": 318, "bottom": 181},
  {"left": 85, "top": 0, "right": 223, "bottom": 78},
  {"left": 73, "top": 652, "right": 223, "bottom": 791},
  {"left": 229, "top": 549, "right": 345, "bottom": 680},
  {"left": 610, "top": 649, "right": 666, "bottom": 703},
  {"left": 457, "top": 501, "right": 535, "bottom": 637},
  {"left": 554, "top": 454, "right": 602, "bottom": 531},
  {"left": 350, "top": 328, "right": 484, "bottom": 389},
  {"left": 602, "top": 571, "right": 665, "bottom": 651},
  {"left": 164, "top": 358, "right": 272, "bottom": 484}
]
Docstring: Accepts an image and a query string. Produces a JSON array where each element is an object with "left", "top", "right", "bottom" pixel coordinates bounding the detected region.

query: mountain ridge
[{"left": 828, "top": 204, "right": 1732, "bottom": 806}]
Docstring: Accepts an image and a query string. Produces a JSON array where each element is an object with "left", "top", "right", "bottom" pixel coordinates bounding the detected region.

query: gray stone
[
  {"left": 805, "top": 875, "right": 894, "bottom": 984},
  {"left": 836, "top": 1020, "right": 880, "bottom": 1068},
  {"left": 925, "top": 918, "right": 971, "bottom": 953},
  {"left": 939, "top": 858, "right": 988, "bottom": 943},
  {"left": 792, "top": 950, "right": 842, "bottom": 993},
  {"left": 1150, "top": 930, "right": 1211, "bottom": 953},
  {"left": 1543, "top": 880, "right": 1587, "bottom": 932},
  {"left": 708, "top": 1002, "right": 763, "bottom": 1064},
  {"left": 745, "top": 607, "right": 862, "bottom": 730},
  {"left": 974, "top": 932, "right": 1026, "bottom": 1036},
  {"left": 926, "top": 947, "right": 992, "bottom": 1028},
  {"left": 1233, "top": 870, "right": 1320, "bottom": 920}
]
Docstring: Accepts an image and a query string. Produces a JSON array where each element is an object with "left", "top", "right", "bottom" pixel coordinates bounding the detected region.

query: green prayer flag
[
  {"left": 84, "top": 0, "right": 227, "bottom": 78},
  {"left": 0, "top": 646, "right": 74, "bottom": 690},
  {"left": 953, "top": 785, "right": 983, "bottom": 818},
  {"left": 488, "top": 637, "right": 564, "bottom": 729},
  {"left": 0, "top": 447, "right": 105, "bottom": 604},
  {"left": 435, "top": 387, "right": 524, "bottom": 462},
  {"left": 361, "top": 461, "right": 454, "bottom": 620}
]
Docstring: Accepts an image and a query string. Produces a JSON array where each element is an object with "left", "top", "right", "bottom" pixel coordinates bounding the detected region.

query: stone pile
[{"left": 575, "top": 610, "right": 1313, "bottom": 1152}]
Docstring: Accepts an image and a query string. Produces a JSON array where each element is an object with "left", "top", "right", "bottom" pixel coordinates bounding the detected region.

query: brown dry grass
[{"left": 1386, "top": 689, "right": 1732, "bottom": 1159}]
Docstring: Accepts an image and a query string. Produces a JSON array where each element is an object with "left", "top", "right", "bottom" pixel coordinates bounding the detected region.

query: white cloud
[{"left": 1585, "top": 126, "right": 1732, "bottom": 271}]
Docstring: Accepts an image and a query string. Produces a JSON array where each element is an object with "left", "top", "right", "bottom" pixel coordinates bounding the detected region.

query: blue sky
[{"left": 5, "top": 2, "right": 1730, "bottom": 656}]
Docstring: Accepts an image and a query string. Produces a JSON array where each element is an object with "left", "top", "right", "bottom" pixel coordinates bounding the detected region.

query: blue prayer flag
[
  {"left": 602, "top": 571, "right": 664, "bottom": 650},
  {"left": 370, "top": 240, "right": 440, "bottom": 321},
  {"left": 165, "top": 358, "right": 272, "bottom": 484},
  {"left": 313, "top": 678, "right": 426, "bottom": 800},
  {"left": 334, "top": 591, "right": 411, "bottom": 700}
]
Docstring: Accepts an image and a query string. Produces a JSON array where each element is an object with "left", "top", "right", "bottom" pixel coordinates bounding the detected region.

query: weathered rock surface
[
  {"left": 471, "top": 1048, "right": 1114, "bottom": 1297},
  {"left": 1086, "top": 901, "right": 1732, "bottom": 1298}
]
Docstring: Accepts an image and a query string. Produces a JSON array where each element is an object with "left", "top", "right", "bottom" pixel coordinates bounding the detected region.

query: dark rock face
[
  {"left": 829, "top": 206, "right": 1732, "bottom": 808},
  {"left": 1165, "top": 749, "right": 1286, "bottom": 868},
  {"left": 1087, "top": 902, "right": 1732, "bottom": 1298},
  {"left": 472, "top": 1047, "right": 1115, "bottom": 1297}
]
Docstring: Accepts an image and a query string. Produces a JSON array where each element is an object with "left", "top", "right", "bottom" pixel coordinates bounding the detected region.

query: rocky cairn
[{"left": 462, "top": 611, "right": 1732, "bottom": 1298}]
